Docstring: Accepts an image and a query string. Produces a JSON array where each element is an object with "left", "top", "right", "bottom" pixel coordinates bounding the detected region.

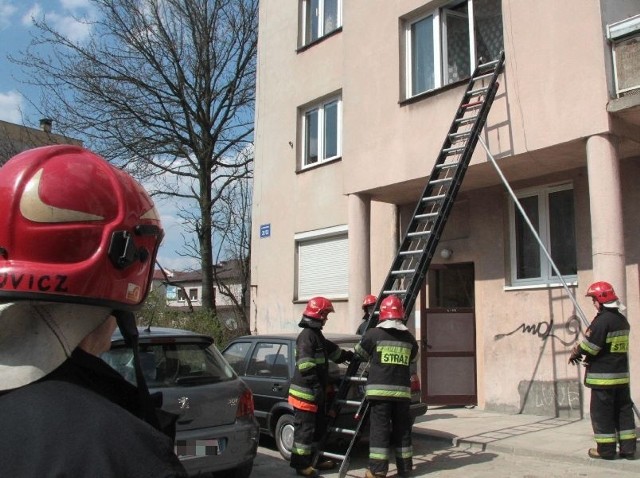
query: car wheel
[
  {"left": 275, "top": 413, "right": 295, "bottom": 461},
  {"left": 228, "top": 459, "right": 253, "bottom": 478}
]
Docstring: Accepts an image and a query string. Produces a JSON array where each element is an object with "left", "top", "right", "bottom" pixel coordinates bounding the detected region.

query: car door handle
[{"left": 272, "top": 383, "right": 283, "bottom": 391}]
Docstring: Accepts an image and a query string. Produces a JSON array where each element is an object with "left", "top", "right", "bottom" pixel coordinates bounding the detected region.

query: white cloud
[
  {"left": 21, "top": 4, "right": 42, "bottom": 27},
  {"left": 0, "top": 90, "right": 23, "bottom": 123},
  {"left": 21, "top": 3, "right": 93, "bottom": 43},
  {"left": 0, "top": 1, "right": 18, "bottom": 31},
  {"left": 60, "top": 0, "right": 92, "bottom": 10}
]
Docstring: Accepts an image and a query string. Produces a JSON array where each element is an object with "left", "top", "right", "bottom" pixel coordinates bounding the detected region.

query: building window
[
  {"left": 177, "top": 288, "right": 186, "bottom": 301},
  {"left": 301, "top": 0, "right": 342, "bottom": 46},
  {"left": 189, "top": 288, "right": 199, "bottom": 301},
  {"left": 509, "top": 184, "right": 577, "bottom": 286},
  {"left": 302, "top": 95, "right": 341, "bottom": 168},
  {"left": 295, "top": 225, "right": 348, "bottom": 300},
  {"left": 404, "top": 0, "right": 503, "bottom": 98}
]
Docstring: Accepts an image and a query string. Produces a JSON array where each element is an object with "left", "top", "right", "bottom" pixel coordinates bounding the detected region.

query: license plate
[{"left": 175, "top": 438, "right": 227, "bottom": 457}]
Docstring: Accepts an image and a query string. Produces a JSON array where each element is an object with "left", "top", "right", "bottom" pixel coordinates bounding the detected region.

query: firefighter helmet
[
  {"left": 362, "top": 294, "right": 377, "bottom": 310},
  {"left": 303, "top": 296, "right": 334, "bottom": 320},
  {"left": 379, "top": 295, "right": 404, "bottom": 321},
  {"left": 585, "top": 281, "right": 618, "bottom": 304},
  {"left": 0, "top": 145, "right": 164, "bottom": 310}
]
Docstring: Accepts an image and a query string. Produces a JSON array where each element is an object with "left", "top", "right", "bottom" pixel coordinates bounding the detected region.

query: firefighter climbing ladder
[{"left": 313, "top": 51, "right": 506, "bottom": 477}]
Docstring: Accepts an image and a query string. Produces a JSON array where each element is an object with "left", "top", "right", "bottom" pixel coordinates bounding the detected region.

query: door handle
[{"left": 272, "top": 383, "right": 283, "bottom": 391}]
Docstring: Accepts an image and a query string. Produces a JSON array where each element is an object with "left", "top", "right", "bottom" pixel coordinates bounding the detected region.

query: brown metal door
[{"left": 420, "top": 263, "right": 477, "bottom": 406}]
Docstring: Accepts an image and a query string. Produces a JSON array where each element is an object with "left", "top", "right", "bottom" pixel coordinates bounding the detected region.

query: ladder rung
[
  {"left": 407, "top": 230, "right": 431, "bottom": 238},
  {"left": 472, "top": 72, "right": 494, "bottom": 81},
  {"left": 415, "top": 212, "right": 438, "bottom": 220},
  {"left": 398, "top": 250, "right": 421, "bottom": 256},
  {"left": 319, "top": 451, "right": 346, "bottom": 461},
  {"left": 336, "top": 399, "right": 362, "bottom": 407},
  {"left": 429, "top": 178, "right": 453, "bottom": 185},
  {"left": 455, "top": 115, "right": 478, "bottom": 124},
  {"left": 383, "top": 289, "right": 406, "bottom": 295},
  {"left": 469, "top": 87, "right": 489, "bottom": 96},
  {"left": 422, "top": 194, "right": 445, "bottom": 202},
  {"left": 443, "top": 146, "right": 465, "bottom": 155},
  {"left": 477, "top": 58, "right": 499, "bottom": 70},
  {"left": 461, "top": 100, "right": 483, "bottom": 109},
  {"left": 434, "top": 161, "right": 460, "bottom": 170},
  {"left": 449, "top": 131, "right": 470, "bottom": 140},
  {"left": 391, "top": 269, "right": 415, "bottom": 276},
  {"left": 329, "top": 426, "right": 357, "bottom": 436}
]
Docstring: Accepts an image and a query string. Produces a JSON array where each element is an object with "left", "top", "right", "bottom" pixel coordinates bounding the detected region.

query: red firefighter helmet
[
  {"left": 303, "top": 296, "right": 334, "bottom": 320},
  {"left": 0, "top": 145, "right": 164, "bottom": 310},
  {"left": 362, "top": 294, "right": 377, "bottom": 310},
  {"left": 379, "top": 295, "right": 404, "bottom": 321},
  {"left": 585, "top": 281, "right": 618, "bottom": 304}
]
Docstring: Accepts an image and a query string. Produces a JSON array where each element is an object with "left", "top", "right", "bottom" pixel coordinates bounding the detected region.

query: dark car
[
  {"left": 221, "top": 333, "right": 427, "bottom": 460},
  {"left": 103, "top": 327, "right": 259, "bottom": 478}
]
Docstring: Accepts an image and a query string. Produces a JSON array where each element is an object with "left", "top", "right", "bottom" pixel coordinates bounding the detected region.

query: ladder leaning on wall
[{"left": 313, "top": 51, "right": 506, "bottom": 478}]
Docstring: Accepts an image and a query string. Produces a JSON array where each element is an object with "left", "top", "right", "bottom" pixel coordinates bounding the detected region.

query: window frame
[
  {"left": 301, "top": 95, "right": 342, "bottom": 169},
  {"left": 508, "top": 183, "right": 578, "bottom": 288},
  {"left": 403, "top": 0, "right": 505, "bottom": 99},
  {"left": 295, "top": 225, "right": 348, "bottom": 301},
  {"left": 301, "top": 0, "right": 343, "bottom": 46}
]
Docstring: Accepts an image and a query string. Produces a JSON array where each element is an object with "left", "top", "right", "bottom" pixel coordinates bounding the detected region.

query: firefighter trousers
[
  {"left": 590, "top": 387, "right": 637, "bottom": 458},
  {"left": 368, "top": 399, "right": 412, "bottom": 476},
  {"left": 289, "top": 408, "right": 327, "bottom": 470}
]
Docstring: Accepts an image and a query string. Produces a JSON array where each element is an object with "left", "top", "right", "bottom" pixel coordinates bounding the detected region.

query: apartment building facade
[{"left": 251, "top": 0, "right": 640, "bottom": 416}]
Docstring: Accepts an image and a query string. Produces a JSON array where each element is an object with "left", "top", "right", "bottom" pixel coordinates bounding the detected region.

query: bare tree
[
  {"left": 211, "top": 150, "right": 252, "bottom": 334},
  {"left": 11, "top": 0, "right": 257, "bottom": 310}
]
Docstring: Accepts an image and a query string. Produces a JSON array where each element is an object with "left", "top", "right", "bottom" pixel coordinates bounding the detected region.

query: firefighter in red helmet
[
  {"left": 569, "top": 281, "right": 636, "bottom": 460},
  {"left": 288, "top": 296, "right": 354, "bottom": 477},
  {"left": 355, "top": 295, "right": 418, "bottom": 478},
  {"left": 0, "top": 145, "right": 186, "bottom": 477},
  {"left": 357, "top": 294, "right": 377, "bottom": 335}
]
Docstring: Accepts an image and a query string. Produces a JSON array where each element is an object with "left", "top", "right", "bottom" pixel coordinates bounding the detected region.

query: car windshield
[{"left": 103, "top": 341, "right": 236, "bottom": 388}]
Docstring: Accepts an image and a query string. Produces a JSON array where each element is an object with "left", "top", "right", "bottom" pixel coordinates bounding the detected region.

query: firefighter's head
[
  {"left": 378, "top": 295, "right": 404, "bottom": 322},
  {"left": 300, "top": 296, "right": 334, "bottom": 329},
  {"left": 0, "top": 144, "right": 163, "bottom": 391},
  {"left": 361, "top": 294, "right": 377, "bottom": 317},
  {"left": 585, "top": 281, "right": 621, "bottom": 310}
]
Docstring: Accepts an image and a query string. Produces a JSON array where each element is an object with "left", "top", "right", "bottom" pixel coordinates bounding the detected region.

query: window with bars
[{"left": 404, "top": 0, "right": 503, "bottom": 99}]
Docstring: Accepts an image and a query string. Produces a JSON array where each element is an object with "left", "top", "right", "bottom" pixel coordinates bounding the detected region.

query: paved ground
[
  {"left": 253, "top": 434, "right": 639, "bottom": 477},
  {"left": 250, "top": 405, "right": 640, "bottom": 477}
]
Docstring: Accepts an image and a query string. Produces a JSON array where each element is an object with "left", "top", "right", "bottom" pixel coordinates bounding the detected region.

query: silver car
[{"left": 104, "top": 327, "right": 259, "bottom": 477}]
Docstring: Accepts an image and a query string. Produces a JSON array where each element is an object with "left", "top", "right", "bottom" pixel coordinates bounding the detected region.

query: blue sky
[{"left": 0, "top": 0, "right": 199, "bottom": 271}]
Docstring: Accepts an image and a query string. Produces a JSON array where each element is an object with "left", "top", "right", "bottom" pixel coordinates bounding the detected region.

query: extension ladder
[{"left": 313, "top": 51, "right": 506, "bottom": 478}]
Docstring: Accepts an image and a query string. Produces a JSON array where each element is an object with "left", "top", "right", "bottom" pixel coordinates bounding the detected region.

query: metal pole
[{"left": 477, "top": 136, "right": 640, "bottom": 420}]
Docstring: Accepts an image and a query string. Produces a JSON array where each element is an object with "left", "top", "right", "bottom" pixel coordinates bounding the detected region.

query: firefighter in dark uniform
[
  {"left": 355, "top": 295, "right": 419, "bottom": 478},
  {"left": 357, "top": 294, "right": 377, "bottom": 335},
  {"left": 569, "top": 281, "right": 637, "bottom": 460},
  {"left": 288, "top": 296, "right": 354, "bottom": 477}
]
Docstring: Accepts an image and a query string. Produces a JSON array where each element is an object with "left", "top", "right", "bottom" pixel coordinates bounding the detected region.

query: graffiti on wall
[
  {"left": 518, "top": 379, "right": 582, "bottom": 416},
  {"left": 494, "top": 315, "right": 581, "bottom": 346}
]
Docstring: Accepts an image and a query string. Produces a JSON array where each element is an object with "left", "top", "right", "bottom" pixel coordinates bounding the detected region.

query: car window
[
  {"left": 103, "top": 341, "right": 235, "bottom": 388},
  {"left": 222, "top": 341, "right": 253, "bottom": 375},
  {"left": 246, "top": 342, "right": 289, "bottom": 378}
]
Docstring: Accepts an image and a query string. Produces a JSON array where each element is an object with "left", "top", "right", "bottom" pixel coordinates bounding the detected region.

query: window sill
[
  {"left": 400, "top": 77, "right": 470, "bottom": 107},
  {"left": 504, "top": 280, "right": 578, "bottom": 292},
  {"left": 297, "top": 27, "right": 343, "bottom": 53},
  {"left": 296, "top": 156, "right": 342, "bottom": 174}
]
